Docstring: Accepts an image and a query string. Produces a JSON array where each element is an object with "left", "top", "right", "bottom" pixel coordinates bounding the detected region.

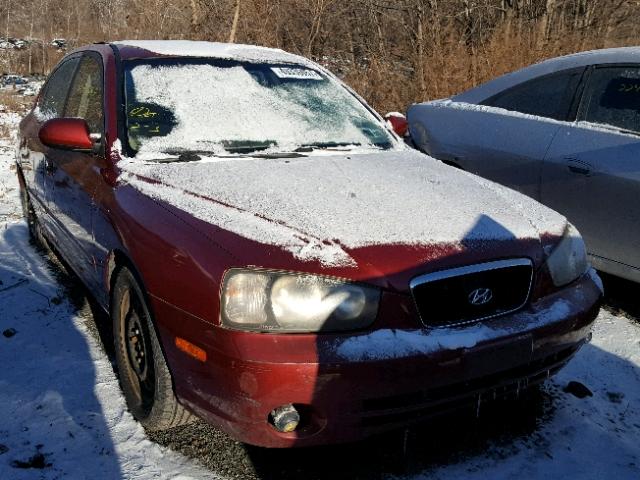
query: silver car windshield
[{"left": 123, "top": 58, "right": 395, "bottom": 156}]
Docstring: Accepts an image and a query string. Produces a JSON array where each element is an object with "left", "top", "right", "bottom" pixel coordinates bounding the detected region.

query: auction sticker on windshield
[{"left": 271, "top": 67, "right": 323, "bottom": 81}]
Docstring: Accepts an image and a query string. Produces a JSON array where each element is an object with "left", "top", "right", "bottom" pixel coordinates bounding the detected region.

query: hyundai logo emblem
[{"left": 468, "top": 287, "right": 493, "bottom": 306}]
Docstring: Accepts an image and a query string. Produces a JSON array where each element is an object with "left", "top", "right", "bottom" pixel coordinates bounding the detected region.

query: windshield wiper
[
  {"left": 253, "top": 152, "right": 307, "bottom": 159},
  {"left": 150, "top": 140, "right": 372, "bottom": 162},
  {"left": 222, "top": 140, "right": 277, "bottom": 154},
  {"left": 149, "top": 149, "right": 307, "bottom": 163},
  {"left": 154, "top": 151, "right": 202, "bottom": 163},
  {"left": 295, "top": 142, "right": 361, "bottom": 152}
]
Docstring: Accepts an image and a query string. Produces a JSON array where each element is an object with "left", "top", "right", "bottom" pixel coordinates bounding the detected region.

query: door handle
[
  {"left": 568, "top": 165, "right": 590, "bottom": 175},
  {"left": 565, "top": 157, "right": 592, "bottom": 176}
]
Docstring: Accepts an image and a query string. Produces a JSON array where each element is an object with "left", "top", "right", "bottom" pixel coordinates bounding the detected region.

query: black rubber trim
[{"left": 108, "top": 43, "right": 132, "bottom": 158}]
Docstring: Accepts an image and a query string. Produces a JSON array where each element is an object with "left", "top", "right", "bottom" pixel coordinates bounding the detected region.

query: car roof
[
  {"left": 110, "top": 40, "right": 314, "bottom": 66},
  {"left": 453, "top": 46, "right": 640, "bottom": 104}
]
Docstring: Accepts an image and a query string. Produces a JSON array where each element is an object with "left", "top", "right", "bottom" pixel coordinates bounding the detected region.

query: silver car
[{"left": 408, "top": 47, "right": 640, "bottom": 283}]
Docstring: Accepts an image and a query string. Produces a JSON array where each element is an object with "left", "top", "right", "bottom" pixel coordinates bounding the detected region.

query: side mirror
[
  {"left": 39, "top": 118, "right": 94, "bottom": 151},
  {"left": 384, "top": 112, "right": 409, "bottom": 137}
]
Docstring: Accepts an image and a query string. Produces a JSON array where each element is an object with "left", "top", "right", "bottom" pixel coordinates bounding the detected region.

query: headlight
[
  {"left": 221, "top": 269, "right": 380, "bottom": 332},
  {"left": 545, "top": 224, "right": 589, "bottom": 287}
]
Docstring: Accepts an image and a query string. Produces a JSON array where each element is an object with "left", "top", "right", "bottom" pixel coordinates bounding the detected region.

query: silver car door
[
  {"left": 408, "top": 68, "right": 584, "bottom": 201},
  {"left": 541, "top": 64, "right": 640, "bottom": 272}
]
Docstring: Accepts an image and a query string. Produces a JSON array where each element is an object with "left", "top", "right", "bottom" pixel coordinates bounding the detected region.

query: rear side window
[
  {"left": 38, "top": 58, "right": 79, "bottom": 119},
  {"left": 483, "top": 69, "right": 583, "bottom": 121},
  {"left": 65, "top": 55, "right": 104, "bottom": 133},
  {"left": 580, "top": 66, "right": 640, "bottom": 134}
]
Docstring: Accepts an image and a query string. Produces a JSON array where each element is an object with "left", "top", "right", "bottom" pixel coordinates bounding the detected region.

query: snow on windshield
[{"left": 125, "top": 62, "right": 392, "bottom": 156}]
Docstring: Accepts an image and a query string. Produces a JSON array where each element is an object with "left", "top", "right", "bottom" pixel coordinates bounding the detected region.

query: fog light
[{"left": 269, "top": 404, "right": 300, "bottom": 433}]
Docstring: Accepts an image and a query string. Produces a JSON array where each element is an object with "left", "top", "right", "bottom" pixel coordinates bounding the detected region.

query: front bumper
[{"left": 167, "top": 271, "right": 601, "bottom": 448}]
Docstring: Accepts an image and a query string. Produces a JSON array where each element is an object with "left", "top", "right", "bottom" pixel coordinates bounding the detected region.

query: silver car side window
[
  {"left": 580, "top": 66, "right": 640, "bottom": 134},
  {"left": 482, "top": 69, "right": 583, "bottom": 121}
]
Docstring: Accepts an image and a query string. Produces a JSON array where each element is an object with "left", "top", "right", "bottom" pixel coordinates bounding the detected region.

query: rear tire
[{"left": 112, "top": 266, "right": 193, "bottom": 431}]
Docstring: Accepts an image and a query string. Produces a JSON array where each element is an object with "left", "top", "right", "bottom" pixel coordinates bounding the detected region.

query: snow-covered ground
[
  {"left": 0, "top": 111, "right": 639, "bottom": 479},
  {"left": 0, "top": 115, "right": 216, "bottom": 479}
]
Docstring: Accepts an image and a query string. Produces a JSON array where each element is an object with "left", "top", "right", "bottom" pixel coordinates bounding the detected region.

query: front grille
[{"left": 410, "top": 258, "right": 533, "bottom": 327}]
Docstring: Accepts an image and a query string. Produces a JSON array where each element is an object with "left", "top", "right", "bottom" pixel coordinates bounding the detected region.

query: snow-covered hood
[{"left": 119, "top": 149, "right": 566, "bottom": 273}]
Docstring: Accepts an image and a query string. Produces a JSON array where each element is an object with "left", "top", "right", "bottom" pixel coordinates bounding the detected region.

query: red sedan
[{"left": 16, "top": 40, "right": 601, "bottom": 448}]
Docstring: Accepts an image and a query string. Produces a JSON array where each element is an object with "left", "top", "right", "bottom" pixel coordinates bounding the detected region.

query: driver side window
[
  {"left": 38, "top": 57, "right": 79, "bottom": 119},
  {"left": 65, "top": 55, "right": 104, "bottom": 133}
]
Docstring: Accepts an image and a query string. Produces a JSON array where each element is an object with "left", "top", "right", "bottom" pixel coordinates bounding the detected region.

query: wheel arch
[
  {"left": 107, "top": 248, "right": 181, "bottom": 380},
  {"left": 108, "top": 248, "right": 194, "bottom": 428},
  {"left": 107, "top": 249, "right": 151, "bottom": 316}
]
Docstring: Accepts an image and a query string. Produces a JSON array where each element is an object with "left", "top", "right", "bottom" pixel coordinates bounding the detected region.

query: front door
[
  {"left": 47, "top": 53, "right": 106, "bottom": 289},
  {"left": 450, "top": 67, "right": 585, "bottom": 200},
  {"left": 24, "top": 57, "right": 80, "bottom": 226},
  {"left": 541, "top": 65, "right": 640, "bottom": 272}
]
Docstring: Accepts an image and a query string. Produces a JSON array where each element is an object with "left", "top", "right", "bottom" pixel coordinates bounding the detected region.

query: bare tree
[
  {"left": 1, "top": 0, "right": 639, "bottom": 110},
  {"left": 228, "top": 0, "right": 241, "bottom": 42}
]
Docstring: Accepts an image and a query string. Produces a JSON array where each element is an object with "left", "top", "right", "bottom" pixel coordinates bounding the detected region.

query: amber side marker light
[{"left": 175, "top": 337, "right": 207, "bottom": 362}]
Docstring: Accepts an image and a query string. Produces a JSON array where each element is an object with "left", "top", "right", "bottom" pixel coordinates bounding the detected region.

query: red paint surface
[
  {"left": 39, "top": 118, "right": 93, "bottom": 150},
  {"left": 385, "top": 112, "right": 409, "bottom": 137}
]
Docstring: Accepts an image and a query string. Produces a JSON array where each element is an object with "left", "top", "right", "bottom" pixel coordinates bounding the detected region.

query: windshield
[{"left": 123, "top": 58, "right": 395, "bottom": 156}]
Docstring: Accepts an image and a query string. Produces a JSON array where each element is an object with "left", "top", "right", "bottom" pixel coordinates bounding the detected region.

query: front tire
[
  {"left": 112, "top": 266, "right": 193, "bottom": 431},
  {"left": 18, "top": 176, "right": 46, "bottom": 247}
]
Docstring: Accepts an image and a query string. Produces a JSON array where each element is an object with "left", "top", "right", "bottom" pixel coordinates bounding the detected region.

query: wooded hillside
[{"left": 2, "top": 0, "right": 639, "bottom": 111}]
